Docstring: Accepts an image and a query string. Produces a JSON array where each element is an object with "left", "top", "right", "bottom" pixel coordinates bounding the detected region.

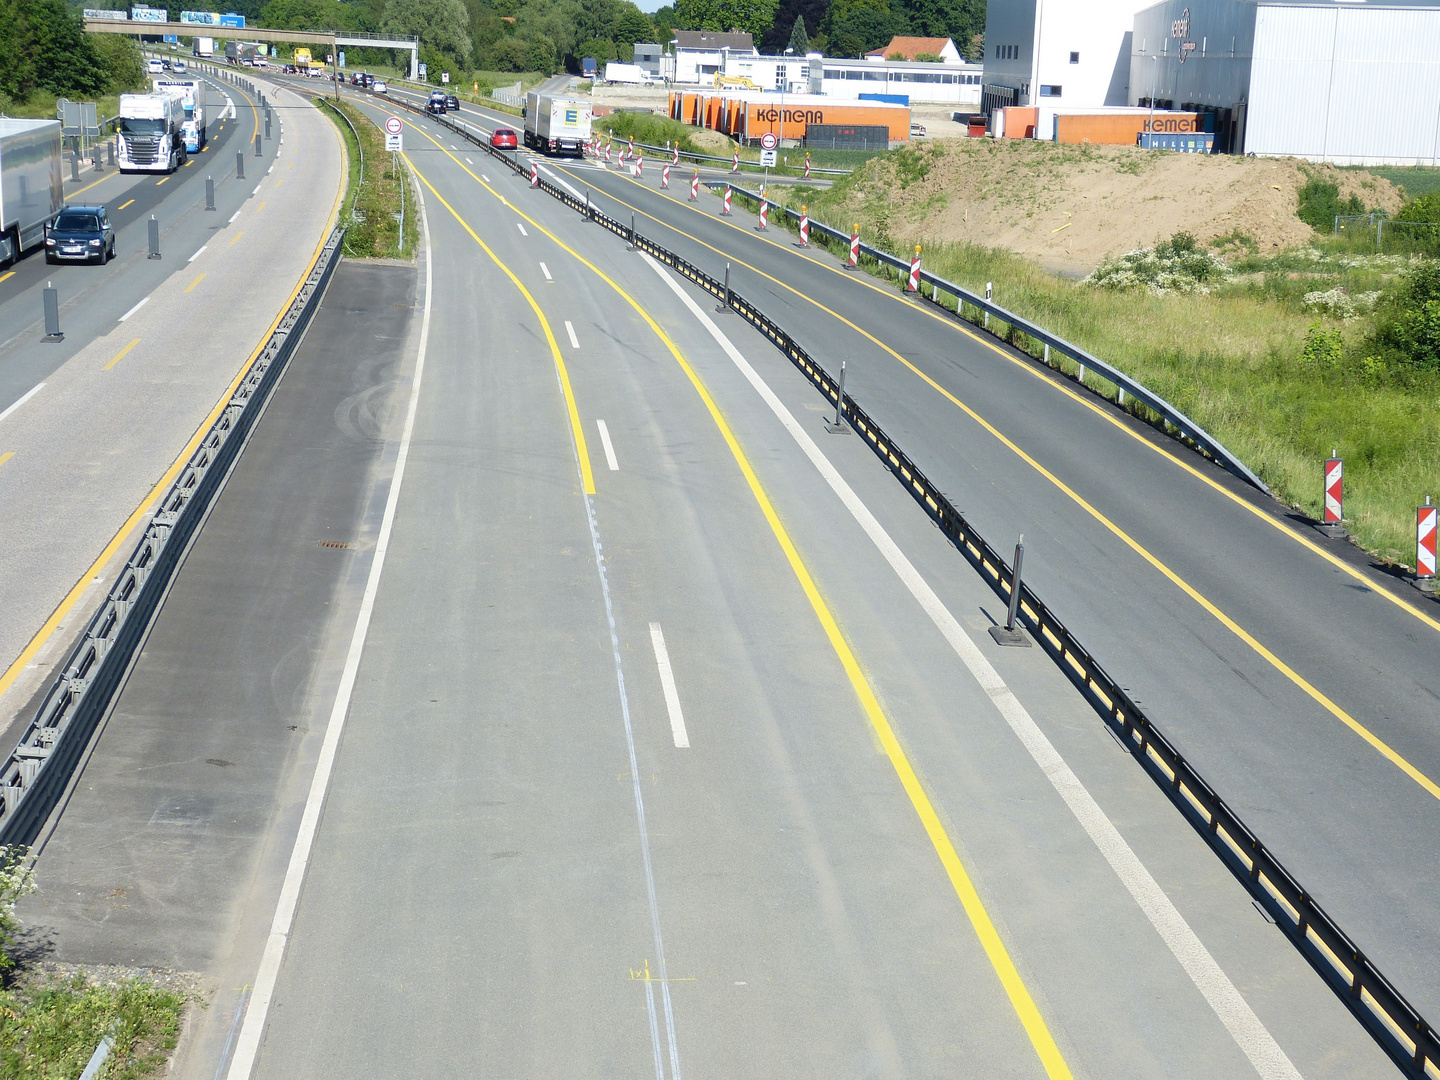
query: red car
[{"left": 490, "top": 128, "right": 518, "bottom": 150}]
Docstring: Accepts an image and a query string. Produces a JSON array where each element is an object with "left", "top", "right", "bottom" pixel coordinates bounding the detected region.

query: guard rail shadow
[
  {"left": 385, "top": 95, "right": 1439, "bottom": 1078},
  {"left": 0, "top": 228, "right": 346, "bottom": 850}
]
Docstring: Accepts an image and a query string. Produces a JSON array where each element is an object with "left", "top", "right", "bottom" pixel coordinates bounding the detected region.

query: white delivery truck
[
  {"left": 157, "top": 76, "right": 211, "bottom": 153},
  {"left": 193, "top": 36, "right": 214, "bottom": 58},
  {"left": 118, "top": 91, "right": 188, "bottom": 173},
  {"left": 0, "top": 118, "right": 63, "bottom": 266},
  {"left": 523, "top": 92, "right": 592, "bottom": 157}
]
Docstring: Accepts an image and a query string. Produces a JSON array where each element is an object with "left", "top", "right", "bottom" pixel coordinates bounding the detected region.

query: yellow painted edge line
[
  {"left": 0, "top": 271, "right": 15, "bottom": 285},
  {"left": 0, "top": 97, "right": 346, "bottom": 714},
  {"left": 405, "top": 141, "right": 1073, "bottom": 1080},
  {"left": 117, "top": 199, "right": 134, "bottom": 211},
  {"left": 229, "top": 231, "right": 244, "bottom": 245},
  {"left": 0, "top": 452, "right": 13, "bottom": 467},
  {"left": 185, "top": 272, "right": 206, "bottom": 293},
  {"left": 103, "top": 337, "right": 141, "bottom": 370},
  {"left": 573, "top": 167, "right": 1440, "bottom": 803},
  {"left": 593, "top": 166, "right": 1440, "bottom": 637},
  {"left": 403, "top": 154, "right": 594, "bottom": 495},
  {"left": 155, "top": 177, "right": 169, "bottom": 186}
]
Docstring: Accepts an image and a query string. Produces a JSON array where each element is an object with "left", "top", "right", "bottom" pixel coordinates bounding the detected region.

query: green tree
[
  {"left": 9, "top": 0, "right": 107, "bottom": 99},
  {"left": 652, "top": 3, "right": 677, "bottom": 43},
  {"left": 674, "top": 0, "right": 779, "bottom": 39},
  {"left": 91, "top": 33, "right": 146, "bottom": 92},
  {"left": 821, "top": 0, "right": 895, "bottom": 56},
  {"left": 483, "top": 34, "right": 529, "bottom": 69},
  {"left": 525, "top": 32, "right": 555, "bottom": 70},
  {"left": 382, "top": 0, "right": 474, "bottom": 67},
  {"left": 787, "top": 13, "right": 808, "bottom": 52},
  {"left": 258, "top": 0, "right": 360, "bottom": 30},
  {"left": 0, "top": 0, "right": 41, "bottom": 101},
  {"left": 891, "top": 0, "right": 983, "bottom": 48}
]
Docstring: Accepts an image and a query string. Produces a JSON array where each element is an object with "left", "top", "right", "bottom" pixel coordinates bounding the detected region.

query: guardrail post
[
  {"left": 715, "top": 262, "right": 731, "bottom": 314},
  {"left": 826, "top": 361, "right": 850, "bottom": 435},
  {"left": 147, "top": 215, "right": 160, "bottom": 260},
  {"left": 205, "top": 175, "right": 216, "bottom": 211},
  {"left": 582, "top": 190, "right": 590, "bottom": 222},
  {"left": 984, "top": 281, "right": 992, "bottom": 329},
  {"left": 236, "top": 151, "right": 245, "bottom": 179},
  {"left": 628, "top": 212, "right": 636, "bottom": 251},
  {"left": 42, "top": 283, "right": 63, "bottom": 342},
  {"left": 989, "top": 535, "right": 1030, "bottom": 646}
]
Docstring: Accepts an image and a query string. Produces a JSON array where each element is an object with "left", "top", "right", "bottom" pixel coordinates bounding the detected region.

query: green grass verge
[
  {"left": 0, "top": 975, "right": 184, "bottom": 1079},
  {"left": 744, "top": 187, "right": 1440, "bottom": 565},
  {"left": 317, "top": 98, "right": 420, "bottom": 260},
  {"left": 1344, "top": 165, "right": 1440, "bottom": 201}
]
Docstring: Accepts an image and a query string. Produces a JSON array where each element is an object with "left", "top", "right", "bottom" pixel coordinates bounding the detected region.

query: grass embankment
[
  {"left": 752, "top": 178, "right": 1439, "bottom": 564},
  {"left": 317, "top": 98, "right": 420, "bottom": 260},
  {"left": 593, "top": 112, "right": 875, "bottom": 175}
]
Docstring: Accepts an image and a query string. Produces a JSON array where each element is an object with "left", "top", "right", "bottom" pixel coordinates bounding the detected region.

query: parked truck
[
  {"left": 156, "top": 76, "right": 211, "bottom": 153},
  {"left": 522, "top": 92, "right": 591, "bottom": 156},
  {"left": 0, "top": 118, "right": 63, "bottom": 266},
  {"left": 117, "top": 91, "right": 188, "bottom": 173}
]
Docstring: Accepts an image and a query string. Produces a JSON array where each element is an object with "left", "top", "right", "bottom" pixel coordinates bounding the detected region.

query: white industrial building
[
  {"left": 670, "top": 31, "right": 757, "bottom": 84},
  {"left": 1132, "top": 0, "right": 1440, "bottom": 163},
  {"left": 980, "top": 0, "right": 1138, "bottom": 113},
  {"left": 816, "top": 56, "right": 984, "bottom": 106}
]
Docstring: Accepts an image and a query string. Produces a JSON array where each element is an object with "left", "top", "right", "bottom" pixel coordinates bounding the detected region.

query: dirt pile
[{"left": 816, "top": 139, "right": 1403, "bottom": 275}]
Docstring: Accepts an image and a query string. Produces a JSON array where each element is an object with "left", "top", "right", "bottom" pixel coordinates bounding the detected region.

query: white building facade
[
  {"left": 1132, "top": 0, "right": 1440, "bottom": 163},
  {"left": 671, "top": 31, "right": 757, "bottom": 84},
  {"left": 981, "top": 0, "right": 1142, "bottom": 112},
  {"left": 817, "top": 56, "right": 984, "bottom": 106}
]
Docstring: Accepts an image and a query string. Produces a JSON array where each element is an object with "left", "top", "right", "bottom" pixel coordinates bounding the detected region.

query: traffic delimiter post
[
  {"left": 236, "top": 151, "right": 245, "bottom": 179},
  {"left": 989, "top": 536, "right": 1032, "bottom": 647},
  {"left": 826, "top": 362, "right": 850, "bottom": 435},
  {"left": 205, "top": 175, "right": 216, "bottom": 211},
  {"left": 42, "top": 283, "right": 62, "bottom": 342},
  {"left": 147, "top": 215, "right": 160, "bottom": 259}
]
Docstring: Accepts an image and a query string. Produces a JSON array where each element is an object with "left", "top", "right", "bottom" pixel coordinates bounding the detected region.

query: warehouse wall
[{"left": 1249, "top": 3, "right": 1440, "bottom": 164}]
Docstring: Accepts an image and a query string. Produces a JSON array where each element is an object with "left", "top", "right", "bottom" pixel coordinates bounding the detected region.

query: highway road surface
[{"left": 11, "top": 77, "right": 1437, "bottom": 1080}]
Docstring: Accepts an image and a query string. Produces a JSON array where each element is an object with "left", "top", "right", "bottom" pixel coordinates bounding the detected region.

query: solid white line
[
  {"left": 539, "top": 262, "right": 552, "bottom": 281},
  {"left": 649, "top": 624, "right": 689, "bottom": 747},
  {"left": 225, "top": 167, "right": 436, "bottom": 1080},
  {"left": 188, "top": 244, "right": 208, "bottom": 263},
  {"left": 596, "top": 418, "right": 619, "bottom": 472},
  {"left": 118, "top": 296, "right": 149, "bottom": 322},
  {"left": 564, "top": 320, "right": 579, "bottom": 349},
  {"left": 229, "top": 209, "right": 241, "bottom": 223},
  {"left": 644, "top": 253, "right": 1304, "bottom": 1080},
  {"left": 0, "top": 383, "right": 44, "bottom": 427},
  {"left": 516, "top": 222, "right": 527, "bottom": 236}
]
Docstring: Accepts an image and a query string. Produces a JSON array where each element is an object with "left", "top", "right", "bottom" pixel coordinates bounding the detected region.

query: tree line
[{"left": 0, "top": 0, "right": 146, "bottom": 104}]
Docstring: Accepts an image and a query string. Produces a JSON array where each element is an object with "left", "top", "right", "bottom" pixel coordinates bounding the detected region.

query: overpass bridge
[{"left": 83, "top": 18, "right": 421, "bottom": 79}]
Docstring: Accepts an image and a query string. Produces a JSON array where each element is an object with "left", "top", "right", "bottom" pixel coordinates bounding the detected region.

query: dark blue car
[{"left": 46, "top": 205, "right": 115, "bottom": 265}]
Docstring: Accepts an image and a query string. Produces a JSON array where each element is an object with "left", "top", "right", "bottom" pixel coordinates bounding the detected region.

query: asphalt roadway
[{"left": 365, "top": 88, "right": 1440, "bottom": 1029}]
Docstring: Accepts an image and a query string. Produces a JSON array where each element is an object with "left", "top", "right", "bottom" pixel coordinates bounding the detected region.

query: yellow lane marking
[
  {"left": 596, "top": 169, "right": 1440, "bottom": 636},
  {"left": 0, "top": 452, "right": 13, "bottom": 468},
  {"left": 185, "top": 272, "right": 206, "bottom": 293},
  {"left": 275, "top": 178, "right": 284, "bottom": 188},
  {"left": 229, "top": 230, "right": 244, "bottom": 245},
  {"left": 256, "top": 201, "right": 266, "bottom": 212},
  {"left": 404, "top": 159, "right": 595, "bottom": 495},
  {"left": 156, "top": 177, "right": 169, "bottom": 186},
  {"left": 117, "top": 199, "right": 135, "bottom": 210},
  {"left": 0, "top": 96, "right": 346, "bottom": 716},
  {"left": 0, "top": 271, "right": 14, "bottom": 284},
  {"left": 570, "top": 167, "right": 1440, "bottom": 803},
  {"left": 405, "top": 143, "right": 1074, "bottom": 1080},
  {"left": 103, "top": 337, "right": 141, "bottom": 370}
]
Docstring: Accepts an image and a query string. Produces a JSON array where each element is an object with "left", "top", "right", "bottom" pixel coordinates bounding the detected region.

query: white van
[{"left": 146, "top": 58, "right": 163, "bottom": 75}]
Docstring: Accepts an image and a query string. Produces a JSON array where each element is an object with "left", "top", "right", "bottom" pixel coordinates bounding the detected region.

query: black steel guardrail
[
  {"left": 0, "top": 227, "right": 346, "bottom": 848},
  {"left": 385, "top": 94, "right": 1439, "bottom": 1077},
  {"left": 710, "top": 181, "right": 1269, "bottom": 495}
]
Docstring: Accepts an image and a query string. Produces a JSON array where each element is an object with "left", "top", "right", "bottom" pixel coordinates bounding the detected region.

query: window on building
[
  {"left": 1040, "top": 84, "right": 1062, "bottom": 97},
  {"left": 1069, "top": 51, "right": 1079, "bottom": 63}
]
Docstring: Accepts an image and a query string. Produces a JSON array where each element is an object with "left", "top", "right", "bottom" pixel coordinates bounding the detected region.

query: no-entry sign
[
  {"left": 760, "top": 132, "right": 777, "bottom": 150},
  {"left": 384, "top": 116, "right": 403, "bottom": 135}
]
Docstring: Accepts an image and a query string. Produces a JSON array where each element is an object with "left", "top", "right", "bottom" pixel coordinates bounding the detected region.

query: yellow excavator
[{"left": 715, "top": 74, "right": 761, "bottom": 90}]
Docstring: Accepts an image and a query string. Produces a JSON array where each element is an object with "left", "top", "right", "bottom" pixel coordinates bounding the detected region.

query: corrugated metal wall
[{"left": 1249, "top": 4, "right": 1440, "bottom": 164}]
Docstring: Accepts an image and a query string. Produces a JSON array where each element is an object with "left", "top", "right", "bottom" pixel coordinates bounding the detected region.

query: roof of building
[
  {"left": 865, "top": 35, "right": 955, "bottom": 60},
  {"left": 672, "top": 30, "right": 756, "bottom": 51}
]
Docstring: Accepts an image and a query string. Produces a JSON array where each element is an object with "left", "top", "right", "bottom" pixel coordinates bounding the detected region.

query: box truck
[
  {"left": 156, "top": 76, "right": 211, "bottom": 152},
  {"left": 118, "top": 91, "right": 187, "bottom": 173},
  {"left": 0, "top": 118, "right": 63, "bottom": 266},
  {"left": 192, "top": 36, "right": 214, "bottom": 57},
  {"left": 523, "top": 92, "right": 591, "bottom": 156}
]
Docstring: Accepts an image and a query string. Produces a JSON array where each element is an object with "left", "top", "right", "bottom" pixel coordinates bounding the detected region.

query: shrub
[
  {"left": 1085, "top": 231, "right": 1231, "bottom": 295},
  {"left": 1373, "top": 262, "right": 1440, "bottom": 371},
  {"left": 1299, "top": 323, "right": 1343, "bottom": 368},
  {"left": 1297, "top": 177, "right": 1364, "bottom": 233},
  {"left": 1302, "top": 287, "right": 1382, "bottom": 321}
]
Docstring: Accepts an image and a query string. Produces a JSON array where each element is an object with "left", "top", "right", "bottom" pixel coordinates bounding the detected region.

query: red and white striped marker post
[
  {"left": 530, "top": 161, "right": 539, "bottom": 187},
  {"left": 1419, "top": 498, "right": 1438, "bottom": 582},
  {"left": 721, "top": 185, "right": 732, "bottom": 215},
  {"left": 605, "top": 142, "right": 612, "bottom": 164},
  {"left": 661, "top": 163, "right": 670, "bottom": 188},
  {"left": 732, "top": 149, "right": 740, "bottom": 173},
  {"left": 799, "top": 205, "right": 810, "bottom": 245},
  {"left": 804, "top": 152, "right": 811, "bottom": 179},
  {"left": 635, "top": 154, "right": 643, "bottom": 177},
  {"left": 672, "top": 144, "right": 679, "bottom": 165},
  {"left": 690, "top": 171, "right": 699, "bottom": 200},
  {"left": 908, "top": 245, "right": 922, "bottom": 291},
  {"left": 847, "top": 226, "right": 859, "bottom": 269},
  {"left": 755, "top": 198, "right": 768, "bottom": 230},
  {"left": 1324, "top": 455, "right": 1343, "bottom": 524},
  {"left": 628, "top": 136, "right": 635, "bottom": 158}
]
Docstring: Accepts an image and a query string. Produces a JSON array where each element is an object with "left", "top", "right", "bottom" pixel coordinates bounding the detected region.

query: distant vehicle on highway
[
  {"left": 45, "top": 205, "right": 114, "bottom": 264},
  {"left": 0, "top": 118, "right": 63, "bottom": 266},
  {"left": 361, "top": 73, "right": 375, "bottom": 88},
  {"left": 350, "top": 72, "right": 364, "bottom": 85},
  {"left": 146, "top": 58, "right": 163, "bottom": 75},
  {"left": 910, "top": 122, "right": 927, "bottom": 137},
  {"left": 445, "top": 94, "right": 459, "bottom": 111},
  {"left": 522, "top": 92, "right": 591, "bottom": 156},
  {"left": 160, "top": 58, "right": 171, "bottom": 71},
  {"left": 427, "top": 90, "right": 447, "bottom": 113},
  {"left": 172, "top": 58, "right": 186, "bottom": 72},
  {"left": 118, "top": 91, "right": 187, "bottom": 173},
  {"left": 490, "top": 127, "right": 518, "bottom": 149},
  {"left": 373, "top": 80, "right": 388, "bottom": 94}
]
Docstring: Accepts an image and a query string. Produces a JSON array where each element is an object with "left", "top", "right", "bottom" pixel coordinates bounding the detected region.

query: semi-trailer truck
[
  {"left": 156, "top": 77, "right": 211, "bottom": 153},
  {"left": 522, "top": 92, "right": 592, "bottom": 156},
  {"left": 117, "top": 91, "right": 188, "bottom": 173},
  {"left": 0, "top": 118, "right": 63, "bottom": 266}
]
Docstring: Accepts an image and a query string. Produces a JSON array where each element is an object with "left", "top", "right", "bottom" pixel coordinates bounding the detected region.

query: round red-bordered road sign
[{"left": 760, "top": 132, "right": 778, "bottom": 150}]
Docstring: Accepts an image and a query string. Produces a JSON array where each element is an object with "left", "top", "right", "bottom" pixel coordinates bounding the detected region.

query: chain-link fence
[{"left": 1335, "top": 212, "right": 1440, "bottom": 255}]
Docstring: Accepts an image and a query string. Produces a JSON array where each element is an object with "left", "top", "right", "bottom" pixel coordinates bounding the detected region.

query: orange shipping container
[
  {"left": 740, "top": 100, "right": 909, "bottom": 143},
  {"left": 1055, "top": 112, "right": 1201, "bottom": 145},
  {"left": 1002, "top": 106, "right": 1038, "bottom": 139}
]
